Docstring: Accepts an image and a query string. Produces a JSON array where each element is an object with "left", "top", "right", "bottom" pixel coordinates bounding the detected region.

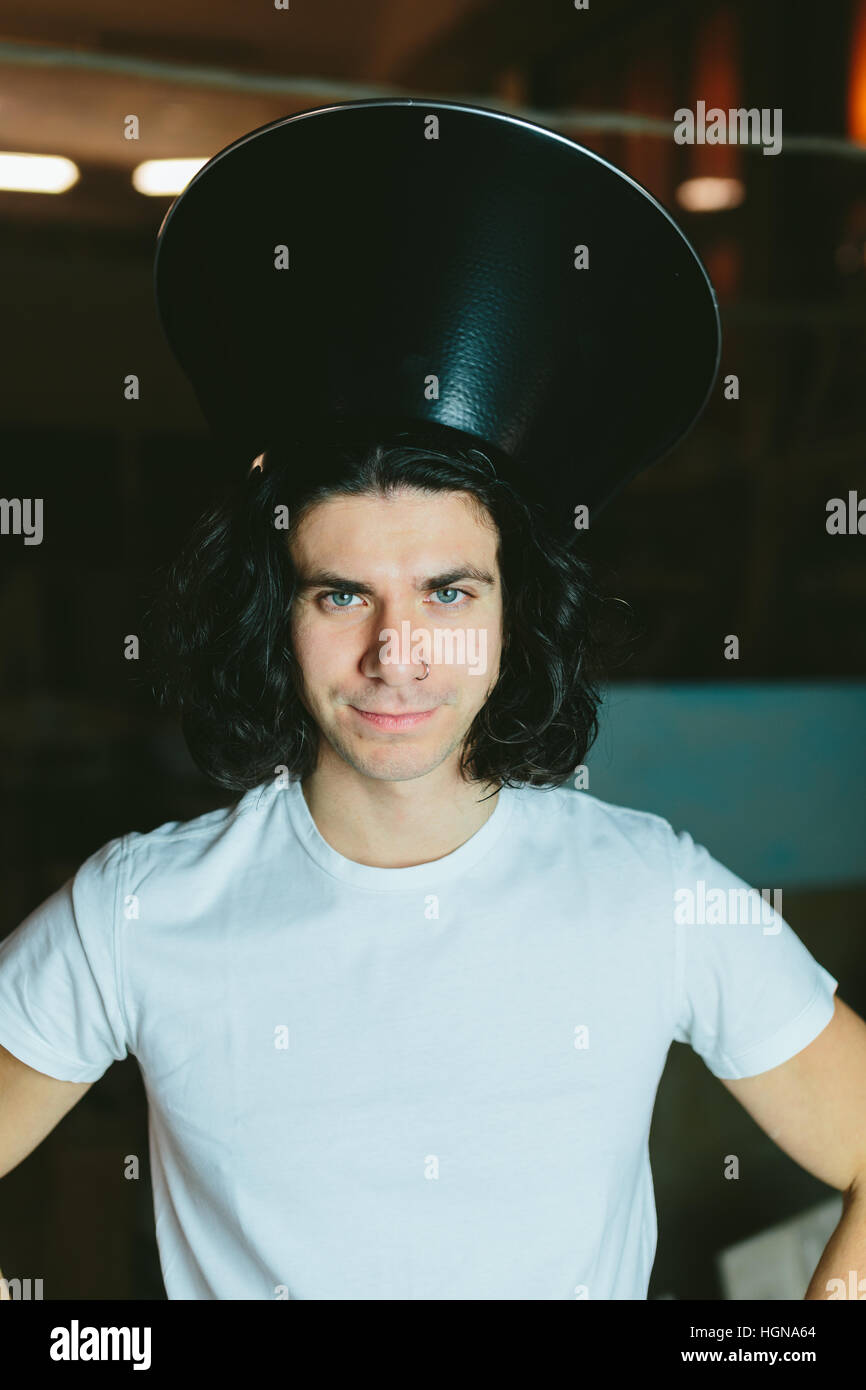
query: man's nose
[{"left": 362, "top": 600, "right": 427, "bottom": 683}]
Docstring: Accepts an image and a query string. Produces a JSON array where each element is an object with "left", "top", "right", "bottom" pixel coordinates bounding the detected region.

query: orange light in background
[
  {"left": 848, "top": 0, "right": 866, "bottom": 141},
  {"left": 674, "top": 5, "right": 745, "bottom": 302},
  {"left": 700, "top": 238, "right": 741, "bottom": 301},
  {"left": 684, "top": 5, "right": 742, "bottom": 183},
  {"left": 623, "top": 41, "right": 674, "bottom": 199}
]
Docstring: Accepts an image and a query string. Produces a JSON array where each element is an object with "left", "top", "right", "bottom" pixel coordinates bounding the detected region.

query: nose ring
[{"left": 416, "top": 659, "right": 430, "bottom": 680}]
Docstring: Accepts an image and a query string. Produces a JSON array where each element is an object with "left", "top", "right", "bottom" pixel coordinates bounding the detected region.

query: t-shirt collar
[{"left": 283, "top": 777, "right": 516, "bottom": 891}]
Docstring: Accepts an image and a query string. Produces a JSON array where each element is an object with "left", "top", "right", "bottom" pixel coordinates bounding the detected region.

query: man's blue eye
[{"left": 319, "top": 587, "right": 470, "bottom": 610}]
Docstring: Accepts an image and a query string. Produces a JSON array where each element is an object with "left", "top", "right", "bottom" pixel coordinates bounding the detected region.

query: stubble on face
[{"left": 287, "top": 488, "right": 504, "bottom": 787}]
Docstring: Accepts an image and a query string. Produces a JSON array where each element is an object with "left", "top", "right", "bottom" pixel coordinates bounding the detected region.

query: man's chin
[
  {"left": 346, "top": 746, "right": 449, "bottom": 783},
  {"left": 322, "top": 725, "right": 460, "bottom": 783}
]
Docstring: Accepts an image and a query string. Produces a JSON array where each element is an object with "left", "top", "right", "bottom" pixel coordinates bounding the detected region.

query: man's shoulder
[
  {"left": 512, "top": 783, "right": 677, "bottom": 873},
  {"left": 517, "top": 783, "right": 673, "bottom": 839},
  {"left": 119, "top": 781, "right": 281, "bottom": 875}
]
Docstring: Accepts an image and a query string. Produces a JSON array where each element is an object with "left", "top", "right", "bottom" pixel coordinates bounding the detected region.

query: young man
[
  {"left": 1, "top": 100, "right": 864, "bottom": 1301},
  {"left": 0, "top": 433, "right": 863, "bottom": 1301}
]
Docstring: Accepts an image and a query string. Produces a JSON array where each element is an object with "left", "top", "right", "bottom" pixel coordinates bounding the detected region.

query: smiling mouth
[{"left": 349, "top": 706, "right": 438, "bottom": 730}]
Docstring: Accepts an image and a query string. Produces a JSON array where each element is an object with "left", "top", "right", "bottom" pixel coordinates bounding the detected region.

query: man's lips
[{"left": 349, "top": 706, "right": 438, "bottom": 731}]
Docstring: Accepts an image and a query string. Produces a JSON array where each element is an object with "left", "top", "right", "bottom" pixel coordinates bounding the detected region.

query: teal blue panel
[{"left": 583, "top": 683, "right": 866, "bottom": 889}]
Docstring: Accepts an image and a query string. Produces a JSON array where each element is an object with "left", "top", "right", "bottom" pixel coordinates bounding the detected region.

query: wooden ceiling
[{"left": 0, "top": 0, "right": 662, "bottom": 230}]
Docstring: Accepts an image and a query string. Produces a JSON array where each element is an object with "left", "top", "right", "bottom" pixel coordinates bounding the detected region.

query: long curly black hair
[{"left": 144, "top": 436, "right": 637, "bottom": 793}]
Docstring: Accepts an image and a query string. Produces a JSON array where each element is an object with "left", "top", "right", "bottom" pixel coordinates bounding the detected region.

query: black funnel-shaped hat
[{"left": 154, "top": 98, "right": 721, "bottom": 522}]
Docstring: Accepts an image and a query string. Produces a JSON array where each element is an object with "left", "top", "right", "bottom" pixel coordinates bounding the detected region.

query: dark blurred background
[{"left": 0, "top": 0, "right": 864, "bottom": 1299}]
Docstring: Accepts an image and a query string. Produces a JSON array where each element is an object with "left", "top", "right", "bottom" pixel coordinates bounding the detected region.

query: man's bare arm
[
  {"left": 720, "top": 995, "right": 866, "bottom": 1297},
  {"left": 720, "top": 996, "right": 866, "bottom": 1193},
  {"left": 0, "top": 1042, "right": 95, "bottom": 1300},
  {"left": 0, "top": 1041, "right": 93, "bottom": 1181}
]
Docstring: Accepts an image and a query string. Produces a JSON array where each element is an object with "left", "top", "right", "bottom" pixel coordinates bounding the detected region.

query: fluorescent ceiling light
[
  {"left": 0, "top": 153, "right": 79, "bottom": 193},
  {"left": 675, "top": 176, "right": 746, "bottom": 212},
  {"left": 132, "top": 158, "right": 209, "bottom": 196}
]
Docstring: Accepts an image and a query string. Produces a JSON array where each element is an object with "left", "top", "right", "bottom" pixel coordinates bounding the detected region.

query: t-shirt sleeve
[
  {"left": 668, "top": 824, "right": 838, "bottom": 1080},
  {"left": 0, "top": 836, "right": 130, "bottom": 1082}
]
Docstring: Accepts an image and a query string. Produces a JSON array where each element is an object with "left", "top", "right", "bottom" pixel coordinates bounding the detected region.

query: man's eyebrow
[{"left": 294, "top": 565, "right": 496, "bottom": 596}]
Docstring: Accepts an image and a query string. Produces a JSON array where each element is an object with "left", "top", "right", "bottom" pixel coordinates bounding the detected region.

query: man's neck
[{"left": 299, "top": 761, "right": 500, "bottom": 869}]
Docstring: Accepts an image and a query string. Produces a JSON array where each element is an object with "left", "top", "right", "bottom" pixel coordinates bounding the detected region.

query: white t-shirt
[{"left": 0, "top": 778, "right": 837, "bottom": 1300}]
